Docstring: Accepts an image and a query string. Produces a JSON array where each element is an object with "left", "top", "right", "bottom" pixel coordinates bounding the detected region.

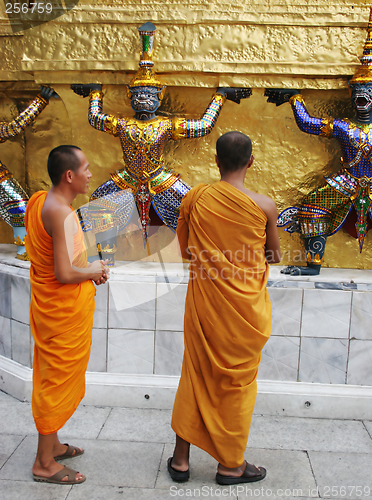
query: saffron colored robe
[
  {"left": 25, "top": 191, "right": 96, "bottom": 435},
  {"left": 171, "top": 181, "right": 271, "bottom": 468}
]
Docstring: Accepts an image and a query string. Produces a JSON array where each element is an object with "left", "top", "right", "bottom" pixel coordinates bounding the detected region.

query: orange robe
[
  {"left": 171, "top": 181, "right": 272, "bottom": 468},
  {"left": 25, "top": 191, "right": 96, "bottom": 435}
]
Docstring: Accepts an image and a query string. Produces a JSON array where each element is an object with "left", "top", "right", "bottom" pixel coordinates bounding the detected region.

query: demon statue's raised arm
[
  {"left": 0, "top": 86, "right": 55, "bottom": 259},
  {"left": 265, "top": 8, "right": 372, "bottom": 275},
  {"left": 72, "top": 22, "right": 251, "bottom": 265}
]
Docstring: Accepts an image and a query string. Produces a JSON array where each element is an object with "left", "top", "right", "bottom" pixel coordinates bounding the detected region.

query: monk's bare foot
[
  {"left": 217, "top": 460, "right": 247, "bottom": 477},
  {"left": 32, "top": 459, "right": 84, "bottom": 482},
  {"left": 169, "top": 457, "right": 189, "bottom": 472},
  {"left": 171, "top": 434, "right": 190, "bottom": 472}
]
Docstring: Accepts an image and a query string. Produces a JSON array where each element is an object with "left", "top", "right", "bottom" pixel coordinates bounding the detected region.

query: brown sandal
[
  {"left": 33, "top": 465, "right": 86, "bottom": 485},
  {"left": 216, "top": 461, "right": 266, "bottom": 485},
  {"left": 54, "top": 443, "right": 84, "bottom": 461}
]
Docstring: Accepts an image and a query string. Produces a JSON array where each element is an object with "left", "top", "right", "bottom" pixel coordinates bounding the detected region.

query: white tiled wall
[
  {"left": 347, "top": 339, "right": 372, "bottom": 386},
  {"left": 109, "top": 282, "right": 156, "bottom": 330},
  {"left": 0, "top": 315, "right": 11, "bottom": 358},
  {"left": 2, "top": 269, "right": 372, "bottom": 387},
  {"left": 259, "top": 336, "right": 300, "bottom": 381},
  {"left": 11, "top": 275, "right": 30, "bottom": 325},
  {"left": 299, "top": 337, "right": 348, "bottom": 384},
  {"left": 11, "top": 320, "right": 31, "bottom": 368},
  {"left": 268, "top": 288, "right": 302, "bottom": 337},
  {"left": 301, "top": 289, "right": 352, "bottom": 339},
  {"left": 93, "top": 282, "right": 108, "bottom": 329},
  {"left": 108, "top": 329, "right": 154, "bottom": 374},
  {"left": 350, "top": 291, "right": 372, "bottom": 340},
  {"left": 0, "top": 272, "right": 11, "bottom": 318},
  {"left": 88, "top": 328, "right": 107, "bottom": 372},
  {"left": 154, "top": 330, "right": 184, "bottom": 376}
]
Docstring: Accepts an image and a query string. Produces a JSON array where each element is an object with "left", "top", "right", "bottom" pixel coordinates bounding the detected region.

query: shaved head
[
  {"left": 216, "top": 131, "right": 252, "bottom": 172},
  {"left": 47, "top": 145, "right": 82, "bottom": 186}
]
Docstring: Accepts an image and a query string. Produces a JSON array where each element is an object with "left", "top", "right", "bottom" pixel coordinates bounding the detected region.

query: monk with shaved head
[
  {"left": 168, "top": 131, "right": 281, "bottom": 485},
  {"left": 25, "top": 145, "right": 109, "bottom": 485}
]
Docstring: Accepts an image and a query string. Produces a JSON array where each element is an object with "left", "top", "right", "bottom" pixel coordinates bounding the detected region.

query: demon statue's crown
[
  {"left": 350, "top": 8, "right": 372, "bottom": 85},
  {"left": 126, "top": 22, "right": 166, "bottom": 101}
]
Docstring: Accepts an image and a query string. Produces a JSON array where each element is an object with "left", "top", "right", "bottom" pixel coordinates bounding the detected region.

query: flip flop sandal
[
  {"left": 54, "top": 443, "right": 84, "bottom": 460},
  {"left": 167, "top": 457, "right": 190, "bottom": 482},
  {"left": 216, "top": 461, "right": 266, "bottom": 485},
  {"left": 33, "top": 465, "right": 86, "bottom": 485}
]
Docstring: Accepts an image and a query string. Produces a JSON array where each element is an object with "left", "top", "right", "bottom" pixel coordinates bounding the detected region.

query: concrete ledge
[
  {"left": 2, "top": 355, "right": 371, "bottom": 419},
  {"left": 255, "top": 380, "right": 372, "bottom": 420}
]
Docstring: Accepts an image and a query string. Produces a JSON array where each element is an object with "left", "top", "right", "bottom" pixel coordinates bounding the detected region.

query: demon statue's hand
[
  {"left": 264, "top": 89, "right": 300, "bottom": 107},
  {"left": 217, "top": 87, "right": 252, "bottom": 104},
  {"left": 71, "top": 84, "right": 103, "bottom": 98},
  {"left": 40, "top": 86, "right": 58, "bottom": 101}
]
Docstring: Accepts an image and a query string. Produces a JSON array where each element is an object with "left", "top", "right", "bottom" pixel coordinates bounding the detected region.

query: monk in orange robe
[
  {"left": 25, "top": 145, "right": 108, "bottom": 485},
  {"left": 168, "top": 132, "right": 281, "bottom": 485}
]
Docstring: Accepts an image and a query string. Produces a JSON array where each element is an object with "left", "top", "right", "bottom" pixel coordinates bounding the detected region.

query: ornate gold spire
[
  {"left": 350, "top": 7, "right": 372, "bottom": 84},
  {"left": 128, "top": 22, "right": 164, "bottom": 90}
]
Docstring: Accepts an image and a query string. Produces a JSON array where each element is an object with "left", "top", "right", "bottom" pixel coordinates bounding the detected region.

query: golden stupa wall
[{"left": 0, "top": 0, "right": 372, "bottom": 266}]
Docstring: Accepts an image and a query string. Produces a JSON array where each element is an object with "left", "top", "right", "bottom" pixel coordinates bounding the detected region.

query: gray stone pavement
[{"left": 0, "top": 390, "right": 372, "bottom": 500}]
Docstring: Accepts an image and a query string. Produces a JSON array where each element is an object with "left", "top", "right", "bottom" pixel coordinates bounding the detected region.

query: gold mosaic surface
[{"left": 0, "top": 0, "right": 371, "bottom": 267}]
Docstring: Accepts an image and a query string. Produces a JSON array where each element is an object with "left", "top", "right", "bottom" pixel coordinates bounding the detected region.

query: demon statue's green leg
[{"left": 281, "top": 236, "right": 327, "bottom": 276}]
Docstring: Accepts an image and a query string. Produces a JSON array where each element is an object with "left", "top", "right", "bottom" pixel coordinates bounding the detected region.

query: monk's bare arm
[
  {"left": 263, "top": 198, "right": 281, "bottom": 264},
  {"left": 45, "top": 206, "right": 106, "bottom": 284}
]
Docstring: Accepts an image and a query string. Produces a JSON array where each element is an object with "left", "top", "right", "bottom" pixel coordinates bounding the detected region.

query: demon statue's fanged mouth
[
  {"left": 352, "top": 85, "right": 372, "bottom": 112},
  {"left": 131, "top": 92, "right": 160, "bottom": 113}
]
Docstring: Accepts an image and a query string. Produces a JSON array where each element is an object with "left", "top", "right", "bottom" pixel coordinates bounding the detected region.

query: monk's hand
[
  {"left": 101, "top": 259, "right": 110, "bottom": 283},
  {"left": 217, "top": 87, "right": 252, "bottom": 104},
  {"left": 89, "top": 259, "right": 107, "bottom": 284},
  {"left": 264, "top": 88, "right": 300, "bottom": 106},
  {"left": 93, "top": 259, "right": 110, "bottom": 285},
  {"left": 71, "top": 84, "right": 103, "bottom": 98},
  {"left": 40, "top": 85, "right": 59, "bottom": 101}
]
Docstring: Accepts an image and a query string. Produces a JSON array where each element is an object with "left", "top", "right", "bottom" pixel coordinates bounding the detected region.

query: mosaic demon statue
[
  {"left": 0, "top": 86, "right": 55, "bottom": 260},
  {"left": 72, "top": 22, "right": 251, "bottom": 265},
  {"left": 265, "top": 9, "right": 372, "bottom": 275}
]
